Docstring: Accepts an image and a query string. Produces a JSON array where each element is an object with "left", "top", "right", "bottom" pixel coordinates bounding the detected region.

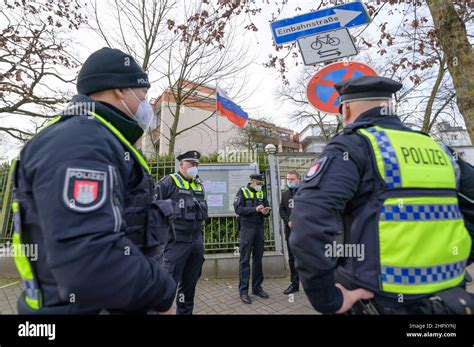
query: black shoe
[
  {"left": 283, "top": 283, "right": 299, "bottom": 295},
  {"left": 253, "top": 289, "right": 270, "bottom": 299},
  {"left": 240, "top": 293, "right": 252, "bottom": 304}
]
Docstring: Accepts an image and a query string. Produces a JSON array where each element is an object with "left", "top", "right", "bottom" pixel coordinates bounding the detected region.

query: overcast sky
[
  {"left": 1, "top": 1, "right": 472, "bottom": 161},
  {"left": 67, "top": 0, "right": 400, "bottom": 130}
]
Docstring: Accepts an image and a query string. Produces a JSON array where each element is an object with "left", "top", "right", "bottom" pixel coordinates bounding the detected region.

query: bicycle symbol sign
[
  {"left": 306, "top": 61, "right": 378, "bottom": 114},
  {"left": 297, "top": 28, "right": 358, "bottom": 66},
  {"left": 310, "top": 34, "right": 340, "bottom": 51}
]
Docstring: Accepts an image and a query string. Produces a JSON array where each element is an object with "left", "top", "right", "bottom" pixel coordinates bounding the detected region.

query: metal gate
[
  {"left": 0, "top": 164, "right": 13, "bottom": 243},
  {"left": 0, "top": 151, "right": 318, "bottom": 253},
  {"left": 265, "top": 151, "right": 319, "bottom": 261}
]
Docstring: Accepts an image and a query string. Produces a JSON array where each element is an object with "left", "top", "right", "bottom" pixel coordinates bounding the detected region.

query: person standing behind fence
[
  {"left": 234, "top": 173, "right": 270, "bottom": 304},
  {"left": 279, "top": 170, "right": 301, "bottom": 295},
  {"left": 157, "top": 150, "right": 207, "bottom": 315}
]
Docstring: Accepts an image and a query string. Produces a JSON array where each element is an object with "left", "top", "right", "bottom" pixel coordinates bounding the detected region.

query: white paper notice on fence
[
  {"left": 207, "top": 195, "right": 224, "bottom": 207},
  {"left": 209, "top": 181, "right": 226, "bottom": 193}
]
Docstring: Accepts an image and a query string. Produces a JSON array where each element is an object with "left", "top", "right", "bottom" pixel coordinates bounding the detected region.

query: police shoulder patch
[
  {"left": 63, "top": 168, "right": 107, "bottom": 212},
  {"left": 304, "top": 156, "right": 328, "bottom": 182}
]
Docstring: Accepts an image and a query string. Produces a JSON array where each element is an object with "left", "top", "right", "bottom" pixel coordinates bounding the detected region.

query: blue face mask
[{"left": 287, "top": 182, "right": 298, "bottom": 189}]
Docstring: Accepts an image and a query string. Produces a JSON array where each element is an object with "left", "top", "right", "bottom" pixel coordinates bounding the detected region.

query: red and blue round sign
[{"left": 306, "top": 61, "right": 378, "bottom": 114}]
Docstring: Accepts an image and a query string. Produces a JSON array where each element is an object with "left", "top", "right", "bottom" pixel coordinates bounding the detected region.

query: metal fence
[
  {"left": 147, "top": 156, "right": 273, "bottom": 254},
  {"left": 203, "top": 216, "right": 274, "bottom": 254},
  {"left": 0, "top": 164, "right": 14, "bottom": 243},
  {"left": 0, "top": 152, "right": 274, "bottom": 254},
  {"left": 276, "top": 152, "right": 318, "bottom": 183}
]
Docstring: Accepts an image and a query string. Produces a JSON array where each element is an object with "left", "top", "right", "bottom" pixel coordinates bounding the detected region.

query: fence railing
[
  {"left": 204, "top": 216, "right": 274, "bottom": 254},
  {"left": 0, "top": 163, "right": 14, "bottom": 243},
  {"left": 0, "top": 153, "right": 274, "bottom": 253}
]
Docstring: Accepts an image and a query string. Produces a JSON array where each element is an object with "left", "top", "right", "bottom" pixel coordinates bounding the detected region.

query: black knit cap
[{"left": 77, "top": 47, "right": 151, "bottom": 95}]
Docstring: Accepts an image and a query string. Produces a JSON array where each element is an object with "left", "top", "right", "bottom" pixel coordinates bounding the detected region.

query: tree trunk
[
  {"left": 168, "top": 105, "right": 181, "bottom": 156},
  {"left": 422, "top": 57, "right": 445, "bottom": 133},
  {"left": 427, "top": 0, "right": 474, "bottom": 143}
]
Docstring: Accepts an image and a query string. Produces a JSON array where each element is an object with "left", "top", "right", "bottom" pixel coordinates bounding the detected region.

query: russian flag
[{"left": 216, "top": 86, "right": 248, "bottom": 128}]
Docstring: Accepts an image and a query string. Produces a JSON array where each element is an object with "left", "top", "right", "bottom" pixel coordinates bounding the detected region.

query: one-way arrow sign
[
  {"left": 270, "top": 1, "right": 370, "bottom": 45},
  {"left": 318, "top": 48, "right": 341, "bottom": 58}
]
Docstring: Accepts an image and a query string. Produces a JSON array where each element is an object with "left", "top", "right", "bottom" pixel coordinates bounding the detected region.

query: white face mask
[
  {"left": 186, "top": 166, "right": 198, "bottom": 178},
  {"left": 254, "top": 185, "right": 262, "bottom": 192},
  {"left": 121, "top": 88, "right": 154, "bottom": 131}
]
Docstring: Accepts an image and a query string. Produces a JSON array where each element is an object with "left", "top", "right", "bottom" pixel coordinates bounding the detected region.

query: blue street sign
[{"left": 270, "top": 1, "right": 370, "bottom": 45}]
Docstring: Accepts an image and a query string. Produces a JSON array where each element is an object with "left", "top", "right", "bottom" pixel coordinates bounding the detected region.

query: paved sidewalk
[
  {"left": 0, "top": 275, "right": 21, "bottom": 315},
  {"left": 2, "top": 264, "right": 473, "bottom": 315},
  {"left": 0, "top": 274, "right": 315, "bottom": 315},
  {"left": 190, "top": 276, "right": 315, "bottom": 314}
]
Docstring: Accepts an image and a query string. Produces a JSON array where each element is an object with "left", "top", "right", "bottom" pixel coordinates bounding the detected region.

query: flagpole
[{"left": 215, "top": 83, "right": 219, "bottom": 154}]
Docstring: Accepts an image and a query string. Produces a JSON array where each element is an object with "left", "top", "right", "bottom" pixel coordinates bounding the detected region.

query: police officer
[
  {"left": 291, "top": 75, "right": 474, "bottom": 314},
  {"left": 157, "top": 150, "right": 207, "bottom": 315},
  {"left": 279, "top": 170, "right": 301, "bottom": 295},
  {"left": 11, "top": 47, "right": 177, "bottom": 314},
  {"left": 234, "top": 174, "right": 270, "bottom": 304}
]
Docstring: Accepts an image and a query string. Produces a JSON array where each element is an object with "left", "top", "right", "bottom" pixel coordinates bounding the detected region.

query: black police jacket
[
  {"left": 157, "top": 172, "right": 207, "bottom": 243},
  {"left": 290, "top": 107, "right": 474, "bottom": 314},
  {"left": 233, "top": 184, "right": 269, "bottom": 228},
  {"left": 13, "top": 94, "right": 176, "bottom": 314},
  {"left": 279, "top": 188, "right": 296, "bottom": 237}
]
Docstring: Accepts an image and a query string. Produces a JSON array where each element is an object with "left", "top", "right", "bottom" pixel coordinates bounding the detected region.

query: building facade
[
  {"left": 436, "top": 121, "right": 474, "bottom": 165},
  {"left": 136, "top": 81, "right": 300, "bottom": 158},
  {"left": 298, "top": 123, "right": 338, "bottom": 154}
]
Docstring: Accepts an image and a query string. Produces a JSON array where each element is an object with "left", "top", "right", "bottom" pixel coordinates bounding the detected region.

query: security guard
[
  {"left": 234, "top": 173, "right": 270, "bottom": 304},
  {"left": 279, "top": 170, "right": 301, "bottom": 295},
  {"left": 291, "top": 75, "right": 474, "bottom": 314},
  {"left": 157, "top": 150, "right": 207, "bottom": 315},
  {"left": 11, "top": 47, "right": 177, "bottom": 314}
]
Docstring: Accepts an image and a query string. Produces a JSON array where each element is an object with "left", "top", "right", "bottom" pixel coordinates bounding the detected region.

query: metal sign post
[{"left": 265, "top": 145, "right": 283, "bottom": 254}]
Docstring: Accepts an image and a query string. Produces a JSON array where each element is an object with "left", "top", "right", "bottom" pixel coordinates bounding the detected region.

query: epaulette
[{"left": 158, "top": 174, "right": 172, "bottom": 184}]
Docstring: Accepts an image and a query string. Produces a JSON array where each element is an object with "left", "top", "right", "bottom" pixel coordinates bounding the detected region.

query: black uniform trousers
[
  {"left": 285, "top": 228, "right": 299, "bottom": 287},
  {"left": 238, "top": 225, "right": 264, "bottom": 295},
  {"left": 163, "top": 233, "right": 204, "bottom": 315}
]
